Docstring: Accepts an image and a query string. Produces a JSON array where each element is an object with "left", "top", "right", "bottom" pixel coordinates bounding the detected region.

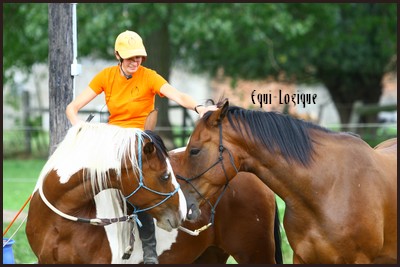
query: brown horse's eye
[
  {"left": 190, "top": 148, "right": 200, "bottom": 156},
  {"left": 161, "top": 172, "right": 170, "bottom": 181}
]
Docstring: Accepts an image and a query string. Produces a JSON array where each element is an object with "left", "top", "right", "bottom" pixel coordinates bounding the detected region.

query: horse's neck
[
  {"left": 42, "top": 170, "right": 117, "bottom": 215},
  {"left": 236, "top": 137, "right": 323, "bottom": 207},
  {"left": 239, "top": 131, "right": 368, "bottom": 207}
]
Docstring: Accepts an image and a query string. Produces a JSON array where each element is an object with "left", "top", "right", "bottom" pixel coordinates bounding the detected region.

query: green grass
[
  {"left": 3, "top": 159, "right": 46, "bottom": 210},
  {"left": 3, "top": 222, "right": 37, "bottom": 264},
  {"left": 3, "top": 159, "right": 46, "bottom": 264},
  {"left": 276, "top": 195, "right": 294, "bottom": 264},
  {"left": 3, "top": 159, "right": 47, "bottom": 179}
]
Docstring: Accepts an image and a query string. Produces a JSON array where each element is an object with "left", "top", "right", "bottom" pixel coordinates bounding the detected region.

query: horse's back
[
  {"left": 374, "top": 137, "right": 397, "bottom": 154},
  {"left": 373, "top": 137, "right": 397, "bottom": 184}
]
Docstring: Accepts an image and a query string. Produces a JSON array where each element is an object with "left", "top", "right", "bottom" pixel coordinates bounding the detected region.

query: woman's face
[{"left": 121, "top": 56, "right": 143, "bottom": 74}]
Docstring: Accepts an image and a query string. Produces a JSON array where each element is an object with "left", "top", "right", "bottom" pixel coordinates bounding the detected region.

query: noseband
[{"left": 176, "top": 122, "right": 239, "bottom": 229}]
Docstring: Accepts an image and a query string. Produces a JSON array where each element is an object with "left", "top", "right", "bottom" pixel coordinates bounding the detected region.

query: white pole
[{"left": 70, "top": 3, "right": 82, "bottom": 98}]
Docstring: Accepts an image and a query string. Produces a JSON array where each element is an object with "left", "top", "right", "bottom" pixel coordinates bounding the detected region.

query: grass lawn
[
  {"left": 3, "top": 159, "right": 46, "bottom": 264},
  {"left": 3, "top": 159, "right": 46, "bottom": 210}
]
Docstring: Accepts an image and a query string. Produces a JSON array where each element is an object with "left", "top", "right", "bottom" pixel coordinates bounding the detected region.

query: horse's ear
[
  {"left": 144, "top": 109, "right": 158, "bottom": 131},
  {"left": 220, "top": 99, "right": 229, "bottom": 119},
  {"left": 143, "top": 141, "right": 155, "bottom": 155},
  {"left": 208, "top": 99, "right": 229, "bottom": 127}
]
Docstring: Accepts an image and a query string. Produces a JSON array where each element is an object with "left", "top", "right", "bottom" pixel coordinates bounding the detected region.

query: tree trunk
[
  {"left": 143, "top": 8, "right": 175, "bottom": 149},
  {"left": 318, "top": 68, "right": 382, "bottom": 131},
  {"left": 48, "top": 4, "right": 74, "bottom": 155}
]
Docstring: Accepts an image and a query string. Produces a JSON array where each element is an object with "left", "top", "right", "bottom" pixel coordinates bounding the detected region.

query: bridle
[{"left": 176, "top": 121, "right": 239, "bottom": 234}]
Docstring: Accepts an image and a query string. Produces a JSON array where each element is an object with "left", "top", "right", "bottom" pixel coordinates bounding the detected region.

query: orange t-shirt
[{"left": 89, "top": 65, "right": 167, "bottom": 129}]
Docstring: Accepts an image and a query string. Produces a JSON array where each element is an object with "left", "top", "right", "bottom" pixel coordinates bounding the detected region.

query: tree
[
  {"left": 48, "top": 3, "right": 74, "bottom": 154},
  {"left": 4, "top": 3, "right": 396, "bottom": 132},
  {"left": 3, "top": 3, "right": 48, "bottom": 84},
  {"left": 170, "top": 3, "right": 397, "bottom": 125}
]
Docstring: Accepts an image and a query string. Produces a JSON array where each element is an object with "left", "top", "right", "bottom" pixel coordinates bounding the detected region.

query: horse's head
[
  {"left": 144, "top": 109, "right": 202, "bottom": 222},
  {"left": 120, "top": 130, "right": 187, "bottom": 231},
  {"left": 169, "top": 147, "right": 202, "bottom": 221},
  {"left": 175, "top": 99, "right": 241, "bottom": 218}
]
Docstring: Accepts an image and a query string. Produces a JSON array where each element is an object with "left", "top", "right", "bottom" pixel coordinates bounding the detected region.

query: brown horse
[
  {"left": 25, "top": 122, "right": 282, "bottom": 264},
  {"left": 161, "top": 148, "right": 282, "bottom": 264},
  {"left": 176, "top": 98, "right": 397, "bottom": 264},
  {"left": 26, "top": 123, "right": 187, "bottom": 263}
]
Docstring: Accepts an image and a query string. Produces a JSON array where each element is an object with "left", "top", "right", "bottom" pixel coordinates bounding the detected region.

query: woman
[{"left": 66, "top": 30, "right": 216, "bottom": 264}]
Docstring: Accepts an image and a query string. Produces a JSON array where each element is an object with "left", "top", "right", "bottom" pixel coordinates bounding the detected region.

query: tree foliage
[
  {"left": 3, "top": 3, "right": 396, "bottom": 124},
  {"left": 3, "top": 3, "right": 48, "bottom": 83}
]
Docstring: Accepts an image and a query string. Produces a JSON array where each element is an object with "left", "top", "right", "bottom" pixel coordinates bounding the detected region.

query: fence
[
  {"left": 3, "top": 104, "right": 196, "bottom": 158},
  {"left": 3, "top": 93, "right": 397, "bottom": 158}
]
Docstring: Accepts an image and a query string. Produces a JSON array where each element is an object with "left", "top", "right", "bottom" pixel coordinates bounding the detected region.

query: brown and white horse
[{"left": 26, "top": 123, "right": 186, "bottom": 263}]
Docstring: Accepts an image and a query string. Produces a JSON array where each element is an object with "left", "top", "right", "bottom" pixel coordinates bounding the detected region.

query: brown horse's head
[
  {"left": 144, "top": 109, "right": 202, "bottom": 222},
  {"left": 174, "top": 99, "right": 241, "bottom": 216},
  {"left": 118, "top": 129, "right": 187, "bottom": 231},
  {"left": 169, "top": 147, "right": 202, "bottom": 221}
]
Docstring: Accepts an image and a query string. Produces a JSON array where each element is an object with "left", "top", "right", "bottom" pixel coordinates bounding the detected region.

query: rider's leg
[{"left": 138, "top": 212, "right": 158, "bottom": 264}]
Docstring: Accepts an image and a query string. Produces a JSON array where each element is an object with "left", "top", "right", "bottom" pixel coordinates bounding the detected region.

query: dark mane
[
  {"left": 204, "top": 99, "right": 334, "bottom": 166},
  {"left": 144, "top": 130, "right": 169, "bottom": 161}
]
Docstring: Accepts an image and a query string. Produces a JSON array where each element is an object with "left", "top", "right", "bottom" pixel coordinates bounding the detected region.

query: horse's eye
[
  {"left": 161, "top": 173, "right": 170, "bottom": 181},
  {"left": 190, "top": 148, "right": 200, "bottom": 156}
]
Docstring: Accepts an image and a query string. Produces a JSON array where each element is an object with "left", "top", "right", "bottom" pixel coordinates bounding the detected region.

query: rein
[{"left": 176, "top": 122, "right": 239, "bottom": 234}]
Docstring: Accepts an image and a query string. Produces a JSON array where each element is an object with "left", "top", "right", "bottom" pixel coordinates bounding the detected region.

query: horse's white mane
[{"left": 34, "top": 122, "right": 146, "bottom": 193}]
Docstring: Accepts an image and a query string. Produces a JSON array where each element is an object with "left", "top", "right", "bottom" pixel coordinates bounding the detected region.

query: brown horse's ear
[
  {"left": 208, "top": 99, "right": 229, "bottom": 127},
  {"left": 219, "top": 99, "right": 229, "bottom": 120},
  {"left": 144, "top": 109, "right": 158, "bottom": 131},
  {"left": 143, "top": 141, "right": 155, "bottom": 155}
]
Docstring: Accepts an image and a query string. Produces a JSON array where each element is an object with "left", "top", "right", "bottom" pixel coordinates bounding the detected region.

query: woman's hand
[{"left": 196, "top": 105, "right": 218, "bottom": 118}]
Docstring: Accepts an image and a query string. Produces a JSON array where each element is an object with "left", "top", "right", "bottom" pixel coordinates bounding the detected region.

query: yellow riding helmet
[{"left": 115, "top": 30, "right": 147, "bottom": 59}]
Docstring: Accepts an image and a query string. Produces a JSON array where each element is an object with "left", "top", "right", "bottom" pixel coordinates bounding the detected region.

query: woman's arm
[
  {"left": 66, "top": 86, "right": 98, "bottom": 125},
  {"left": 160, "top": 83, "right": 216, "bottom": 117}
]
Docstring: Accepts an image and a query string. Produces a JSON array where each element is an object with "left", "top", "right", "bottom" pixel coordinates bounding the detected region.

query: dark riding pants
[{"left": 137, "top": 212, "right": 158, "bottom": 264}]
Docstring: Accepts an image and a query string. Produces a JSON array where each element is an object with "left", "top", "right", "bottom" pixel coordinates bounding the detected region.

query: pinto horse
[
  {"left": 177, "top": 98, "right": 397, "bottom": 264},
  {"left": 26, "top": 123, "right": 187, "bottom": 264}
]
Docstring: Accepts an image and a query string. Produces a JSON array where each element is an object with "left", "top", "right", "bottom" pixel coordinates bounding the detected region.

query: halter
[
  {"left": 124, "top": 141, "right": 181, "bottom": 223},
  {"left": 176, "top": 122, "right": 239, "bottom": 234}
]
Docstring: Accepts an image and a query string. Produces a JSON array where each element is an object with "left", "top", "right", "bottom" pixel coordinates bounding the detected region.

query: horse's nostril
[{"left": 187, "top": 204, "right": 196, "bottom": 217}]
